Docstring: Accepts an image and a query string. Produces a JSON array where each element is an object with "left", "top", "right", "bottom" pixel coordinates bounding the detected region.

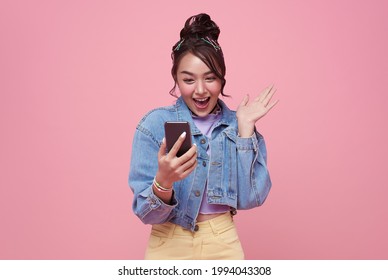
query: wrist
[
  {"left": 153, "top": 177, "right": 172, "bottom": 193},
  {"left": 155, "top": 173, "right": 173, "bottom": 190},
  {"left": 237, "top": 119, "right": 255, "bottom": 138},
  {"left": 238, "top": 124, "right": 254, "bottom": 138}
]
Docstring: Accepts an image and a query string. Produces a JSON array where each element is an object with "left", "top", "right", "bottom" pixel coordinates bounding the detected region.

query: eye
[
  {"left": 205, "top": 76, "right": 217, "bottom": 82},
  {"left": 183, "top": 78, "right": 194, "bottom": 84}
]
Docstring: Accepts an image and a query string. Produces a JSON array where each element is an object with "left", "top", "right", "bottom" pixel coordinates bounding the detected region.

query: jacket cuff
[
  {"left": 236, "top": 133, "right": 259, "bottom": 151},
  {"left": 148, "top": 187, "right": 178, "bottom": 209}
]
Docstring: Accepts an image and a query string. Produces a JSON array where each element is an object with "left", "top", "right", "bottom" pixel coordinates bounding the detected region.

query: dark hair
[{"left": 170, "top": 13, "right": 228, "bottom": 97}]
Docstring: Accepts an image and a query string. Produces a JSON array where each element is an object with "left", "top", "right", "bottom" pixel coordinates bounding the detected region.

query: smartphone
[{"left": 164, "top": 121, "right": 192, "bottom": 157}]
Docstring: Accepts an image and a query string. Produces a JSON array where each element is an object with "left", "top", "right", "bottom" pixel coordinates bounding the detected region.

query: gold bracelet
[{"left": 153, "top": 177, "right": 172, "bottom": 193}]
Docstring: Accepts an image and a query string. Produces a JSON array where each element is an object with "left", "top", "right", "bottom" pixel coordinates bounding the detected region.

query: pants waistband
[{"left": 151, "top": 212, "right": 233, "bottom": 238}]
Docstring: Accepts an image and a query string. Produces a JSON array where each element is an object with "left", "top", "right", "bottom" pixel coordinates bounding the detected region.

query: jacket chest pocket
[{"left": 220, "top": 129, "right": 237, "bottom": 200}]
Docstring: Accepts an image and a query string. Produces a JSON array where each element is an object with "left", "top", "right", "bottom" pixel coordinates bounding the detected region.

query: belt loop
[
  {"left": 208, "top": 219, "right": 219, "bottom": 236},
  {"left": 168, "top": 223, "right": 177, "bottom": 238}
]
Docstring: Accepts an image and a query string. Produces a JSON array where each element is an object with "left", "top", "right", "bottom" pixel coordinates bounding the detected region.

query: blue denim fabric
[{"left": 128, "top": 97, "right": 272, "bottom": 232}]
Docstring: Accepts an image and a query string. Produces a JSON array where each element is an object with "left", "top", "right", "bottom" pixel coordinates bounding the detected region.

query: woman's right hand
[{"left": 155, "top": 132, "right": 197, "bottom": 189}]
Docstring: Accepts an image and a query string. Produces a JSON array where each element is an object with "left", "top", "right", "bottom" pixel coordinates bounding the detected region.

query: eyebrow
[{"left": 180, "top": 70, "right": 214, "bottom": 76}]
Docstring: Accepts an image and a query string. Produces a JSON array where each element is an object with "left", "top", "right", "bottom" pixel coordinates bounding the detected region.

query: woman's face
[{"left": 176, "top": 52, "right": 222, "bottom": 117}]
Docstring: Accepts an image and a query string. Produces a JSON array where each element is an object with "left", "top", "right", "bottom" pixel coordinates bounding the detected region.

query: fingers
[
  {"left": 176, "top": 143, "right": 197, "bottom": 167},
  {"left": 263, "top": 87, "right": 277, "bottom": 107},
  {"left": 257, "top": 84, "right": 275, "bottom": 102},
  {"left": 238, "top": 94, "right": 249, "bottom": 108},
  {"left": 178, "top": 148, "right": 197, "bottom": 175},
  {"left": 262, "top": 85, "right": 279, "bottom": 112},
  {"left": 158, "top": 137, "right": 167, "bottom": 159},
  {"left": 180, "top": 158, "right": 197, "bottom": 177},
  {"left": 167, "top": 131, "right": 186, "bottom": 159},
  {"left": 160, "top": 143, "right": 197, "bottom": 182},
  {"left": 178, "top": 143, "right": 197, "bottom": 161},
  {"left": 266, "top": 99, "right": 280, "bottom": 112},
  {"left": 256, "top": 85, "right": 279, "bottom": 111},
  {"left": 157, "top": 135, "right": 197, "bottom": 184}
]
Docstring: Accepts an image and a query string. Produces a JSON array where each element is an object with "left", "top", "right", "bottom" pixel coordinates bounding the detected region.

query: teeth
[{"left": 194, "top": 98, "right": 209, "bottom": 101}]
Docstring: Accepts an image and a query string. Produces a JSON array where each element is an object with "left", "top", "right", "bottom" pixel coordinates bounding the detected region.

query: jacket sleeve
[
  {"left": 235, "top": 131, "right": 272, "bottom": 209},
  {"left": 128, "top": 123, "right": 178, "bottom": 224}
]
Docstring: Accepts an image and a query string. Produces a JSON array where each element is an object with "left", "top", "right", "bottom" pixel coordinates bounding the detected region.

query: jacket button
[
  {"left": 194, "top": 190, "right": 201, "bottom": 197},
  {"left": 202, "top": 161, "right": 206, "bottom": 167},
  {"left": 200, "top": 139, "right": 206, "bottom": 144},
  {"left": 194, "top": 225, "right": 199, "bottom": 231}
]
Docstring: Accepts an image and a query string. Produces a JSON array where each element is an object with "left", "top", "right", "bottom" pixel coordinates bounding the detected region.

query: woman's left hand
[{"left": 236, "top": 85, "right": 279, "bottom": 137}]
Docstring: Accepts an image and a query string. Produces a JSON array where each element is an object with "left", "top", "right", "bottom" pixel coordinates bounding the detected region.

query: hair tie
[
  {"left": 173, "top": 38, "right": 185, "bottom": 51},
  {"left": 201, "top": 36, "right": 221, "bottom": 51}
]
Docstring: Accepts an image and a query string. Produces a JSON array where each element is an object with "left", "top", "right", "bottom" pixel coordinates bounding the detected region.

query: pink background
[{"left": 1, "top": 0, "right": 387, "bottom": 259}]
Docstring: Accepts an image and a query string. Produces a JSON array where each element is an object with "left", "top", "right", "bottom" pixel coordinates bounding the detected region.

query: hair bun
[{"left": 180, "top": 13, "right": 220, "bottom": 41}]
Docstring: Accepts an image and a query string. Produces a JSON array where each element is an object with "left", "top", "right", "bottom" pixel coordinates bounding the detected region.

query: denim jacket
[{"left": 128, "top": 97, "right": 272, "bottom": 231}]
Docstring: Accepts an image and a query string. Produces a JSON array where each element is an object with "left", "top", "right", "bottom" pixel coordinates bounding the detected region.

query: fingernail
[
  {"left": 162, "top": 137, "right": 165, "bottom": 143},
  {"left": 180, "top": 131, "right": 186, "bottom": 138}
]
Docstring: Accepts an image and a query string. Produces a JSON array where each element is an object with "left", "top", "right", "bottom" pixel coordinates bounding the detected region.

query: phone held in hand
[{"left": 164, "top": 121, "right": 192, "bottom": 157}]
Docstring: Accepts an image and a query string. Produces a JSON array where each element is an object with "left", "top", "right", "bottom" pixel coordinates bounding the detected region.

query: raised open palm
[{"left": 236, "top": 85, "right": 279, "bottom": 137}]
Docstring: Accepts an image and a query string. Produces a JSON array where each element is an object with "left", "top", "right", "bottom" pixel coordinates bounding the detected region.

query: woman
[{"left": 128, "top": 13, "right": 278, "bottom": 259}]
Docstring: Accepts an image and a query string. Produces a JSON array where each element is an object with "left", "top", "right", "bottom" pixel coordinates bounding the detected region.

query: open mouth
[{"left": 193, "top": 97, "right": 210, "bottom": 108}]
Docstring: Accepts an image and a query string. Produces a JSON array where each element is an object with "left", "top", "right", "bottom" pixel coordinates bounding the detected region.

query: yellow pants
[{"left": 144, "top": 212, "right": 245, "bottom": 260}]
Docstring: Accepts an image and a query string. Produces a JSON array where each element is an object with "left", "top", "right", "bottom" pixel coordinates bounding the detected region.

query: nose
[{"left": 195, "top": 81, "right": 206, "bottom": 95}]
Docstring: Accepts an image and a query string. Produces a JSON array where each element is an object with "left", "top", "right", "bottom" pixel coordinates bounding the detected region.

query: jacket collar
[{"left": 175, "top": 97, "right": 236, "bottom": 135}]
